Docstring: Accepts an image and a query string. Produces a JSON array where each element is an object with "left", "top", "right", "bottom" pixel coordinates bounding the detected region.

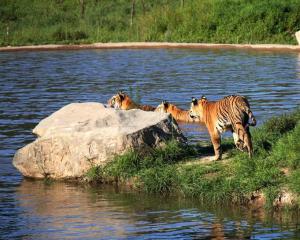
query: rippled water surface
[{"left": 1, "top": 48, "right": 300, "bottom": 239}]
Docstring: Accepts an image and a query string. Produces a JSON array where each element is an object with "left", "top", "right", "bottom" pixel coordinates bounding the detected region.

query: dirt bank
[{"left": 1, "top": 42, "right": 300, "bottom": 52}]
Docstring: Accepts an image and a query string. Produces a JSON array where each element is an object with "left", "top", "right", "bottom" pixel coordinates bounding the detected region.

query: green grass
[
  {"left": 289, "top": 170, "right": 300, "bottom": 195},
  {"left": 1, "top": 0, "right": 300, "bottom": 46},
  {"left": 86, "top": 139, "right": 196, "bottom": 184},
  {"left": 86, "top": 108, "right": 300, "bottom": 207}
]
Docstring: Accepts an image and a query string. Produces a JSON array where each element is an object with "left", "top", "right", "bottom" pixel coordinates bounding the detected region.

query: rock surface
[{"left": 13, "top": 102, "right": 185, "bottom": 179}]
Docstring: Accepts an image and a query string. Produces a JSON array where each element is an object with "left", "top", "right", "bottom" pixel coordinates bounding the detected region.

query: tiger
[
  {"left": 155, "top": 100, "right": 200, "bottom": 123},
  {"left": 189, "top": 95, "right": 256, "bottom": 160},
  {"left": 108, "top": 91, "right": 156, "bottom": 111}
]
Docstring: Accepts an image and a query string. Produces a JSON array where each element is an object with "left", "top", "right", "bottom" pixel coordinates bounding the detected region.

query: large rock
[{"left": 13, "top": 102, "right": 185, "bottom": 179}]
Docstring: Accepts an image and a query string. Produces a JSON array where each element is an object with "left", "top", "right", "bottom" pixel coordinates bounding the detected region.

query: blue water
[{"left": 0, "top": 48, "right": 300, "bottom": 239}]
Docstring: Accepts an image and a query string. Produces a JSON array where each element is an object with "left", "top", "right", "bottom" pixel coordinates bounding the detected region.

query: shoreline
[{"left": 1, "top": 42, "right": 300, "bottom": 52}]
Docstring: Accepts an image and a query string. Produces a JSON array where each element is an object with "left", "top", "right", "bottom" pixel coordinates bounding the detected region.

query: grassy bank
[
  {"left": 86, "top": 108, "right": 300, "bottom": 208},
  {"left": 1, "top": 0, "right": 300, "bottom": 46}
]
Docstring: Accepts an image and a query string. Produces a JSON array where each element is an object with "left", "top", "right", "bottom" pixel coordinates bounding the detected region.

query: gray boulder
[{"left": 13, "top": 102, "right": 185, "bottom": 179}]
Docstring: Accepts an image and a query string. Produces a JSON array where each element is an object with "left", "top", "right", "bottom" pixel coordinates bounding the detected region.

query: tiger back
[{"left": 214, "top": 95, "right": 256, "bottom": 133}]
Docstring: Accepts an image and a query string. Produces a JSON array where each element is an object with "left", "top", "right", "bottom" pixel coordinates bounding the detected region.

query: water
[{"left": 1, "top": 48, "right": 300, "bottom": 239}]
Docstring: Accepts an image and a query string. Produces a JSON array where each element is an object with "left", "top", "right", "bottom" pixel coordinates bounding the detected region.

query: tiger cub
[
  {"left": 108, "top": 92, "right": 156, "bottom": 111},
  {"left": 155, "top": 100, "right": 200, "bottom": 123},
  {"left": 189, "top": 95, "right": 256, "bottom": 160}
]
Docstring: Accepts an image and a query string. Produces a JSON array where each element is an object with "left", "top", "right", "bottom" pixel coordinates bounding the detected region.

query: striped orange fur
[
  {"left": 155, "top": 101, "right": 200, "bottom": 123},
  {"left": 108, "top": 92, "right": 156, "bottom": 111},
  {"left": 190, "top": 95, "right": 256, "bottom": 160}
]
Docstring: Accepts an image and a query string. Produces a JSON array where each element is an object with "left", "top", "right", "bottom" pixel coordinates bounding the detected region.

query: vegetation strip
[
  {"left": 86, "top": 109, "right": 300, "bottom": 208},
  {"left": 1, "top": 0, "right": 300, "bottom": 46},
  {"left": 1, "top": 42, "right": 300, "bottom": 52}
]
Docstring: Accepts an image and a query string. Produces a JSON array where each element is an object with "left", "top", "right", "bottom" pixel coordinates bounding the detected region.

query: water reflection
[
  {"left": 11, "top": 180, "right": 299, "bottom": 239},
  {"left": 16, "top": 180, "right": 132, "bottom": 239}
]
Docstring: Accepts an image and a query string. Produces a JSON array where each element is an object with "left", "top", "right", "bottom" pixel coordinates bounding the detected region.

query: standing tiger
[
  {"left": 155, "top": 100, "right": 200, "bottom": 123},
  {"left": 189, "top": 95, "right": 256, "bottom": 160},
  {"left": 108, "top": 91, "right": 156, "bottom": 111}
]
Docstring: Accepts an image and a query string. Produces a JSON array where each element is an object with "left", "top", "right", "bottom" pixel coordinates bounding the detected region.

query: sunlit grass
[{"left": 1, "top": 0, "right": 299, "bottom": 46}]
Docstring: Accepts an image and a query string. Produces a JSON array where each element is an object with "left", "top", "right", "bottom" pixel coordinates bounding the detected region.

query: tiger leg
[
  {"left": 235, "top": 123, "right": 253, "bottom": 158},
  {"left": 232, "top": 131, "right": 244, "bottom": 151},
  {"left": 209, "top": 131, "right": 222, "bottom": 160}
]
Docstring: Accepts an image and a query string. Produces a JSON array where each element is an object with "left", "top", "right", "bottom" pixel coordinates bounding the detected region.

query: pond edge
[{"left": 1, "top": 42, "right": 300, "bottom": 52}]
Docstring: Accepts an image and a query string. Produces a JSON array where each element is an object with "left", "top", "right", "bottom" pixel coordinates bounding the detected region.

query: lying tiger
[
  {"left": 155, "top": 100, "right": 200, "bottom": 123},
  {"left": 108, "top": 91, "right": 156, "bottom": 111},
  {"left": 189, "top": 95, "right": 256, "bottom": 160}
]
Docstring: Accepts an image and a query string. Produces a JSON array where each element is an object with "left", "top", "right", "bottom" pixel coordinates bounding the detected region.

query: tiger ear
[
  {"left": 201, "top": 95, "right": 207, "bottom": 100},
  {"left": 191, "top": 97, "right": 198, "bottom": 104},
  {"left": 118, "top": 91, "right": 125, "bottom": 101},
  {"left": 162, "top": 100, "right": 169, "bottom": 108}
]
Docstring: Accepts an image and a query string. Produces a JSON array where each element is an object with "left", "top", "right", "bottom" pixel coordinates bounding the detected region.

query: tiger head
[
  {"left": 189, "top": 96, "right": 207, "bottom": 120},
  {"left": 108, "top": 91, "right": 128, "bottom": 109},
  {"left": 155, "top": 100, "right": 170, "bottom": 113}
]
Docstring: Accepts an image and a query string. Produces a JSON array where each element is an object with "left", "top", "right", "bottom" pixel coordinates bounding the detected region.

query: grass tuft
[
  {"left": 85, "top": 165, "right": 103, "bottom": 183},
  {"left": 140, "top": 165, "right": 178, "bottom": 194}
]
